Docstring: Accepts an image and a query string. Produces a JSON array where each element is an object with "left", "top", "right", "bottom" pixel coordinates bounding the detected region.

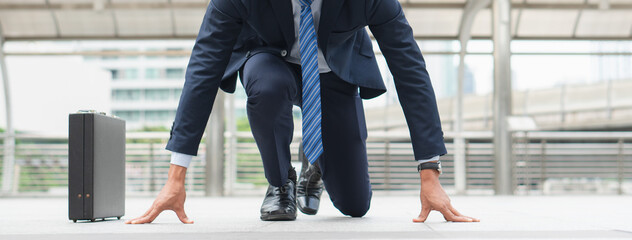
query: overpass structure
[
  {"left": 367, "top": 79, "right": 632, "bottom": 132},
  {"left": 1, "top": 0, "right": 632, "bottom": 41},
  {"left": 2, "top": 0, "right": 632, "bottom": 195}
]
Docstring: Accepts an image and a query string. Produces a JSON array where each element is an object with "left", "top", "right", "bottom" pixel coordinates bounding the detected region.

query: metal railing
[
  {"left": 0, "top": 133, "right": 207, "bottom": 196},
  {"left": 0, "top": 131, "right": 630, "bottom": 196},
  {"left": 511, "top": 131, "right": 632, "bottom": 194}
]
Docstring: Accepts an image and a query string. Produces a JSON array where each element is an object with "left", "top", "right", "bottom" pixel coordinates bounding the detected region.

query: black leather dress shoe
[
  {"left": 297, "top": 143, "right": 324, "bottom": 215},
  {"left": 260, "top": 169, "right": 297, "bottom": 221}
]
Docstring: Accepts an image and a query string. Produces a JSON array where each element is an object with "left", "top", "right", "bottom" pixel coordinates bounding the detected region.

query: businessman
[{"left": 126, "top": 0, "right": 478, "bottom": 224}]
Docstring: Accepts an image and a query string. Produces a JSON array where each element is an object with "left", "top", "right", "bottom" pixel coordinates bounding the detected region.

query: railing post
[
  {"left": 560, "top": 85, "right": 566, "bottom": 123},
  {"left": 524, "top": 132, "right": 531, "bottom": 193},
  {"left": 384, "top": 137, "right": 391, "bottom": 191},
  {"left": 454, "top": 136, "right": 466, "bottom": 194},
  {"left": 540, "top": 139, "right": 546, "bottom": 193},
  {"left": 607, "top": 79, "right": 613, "bottom": 120},
  {"left": 617, "top": 138, "right": 624, "bottom": 195},
  {"left": 149, "top": 142, "right": 155, "bottom": 192},
  {"left": 515, "top": 131, "right": 528, "bottom": 194},
  {"left": 12, "top": 164, "right": 20, "bottom": 194}
]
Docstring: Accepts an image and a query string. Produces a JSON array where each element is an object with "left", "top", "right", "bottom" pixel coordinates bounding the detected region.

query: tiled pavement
[{"left": 1, "top": 194, "right": 631, "bottom": 239}]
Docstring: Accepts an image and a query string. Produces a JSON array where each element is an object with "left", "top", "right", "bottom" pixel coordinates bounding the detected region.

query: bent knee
[
  {"left": 246, "top": 79, "right": 292, "bottom": 102},
  {"left": 332, "top": 192, "right": 372, "bottom": 217},
  {"left": 337, "top": 201, "right": 370, "bottom": 217}
]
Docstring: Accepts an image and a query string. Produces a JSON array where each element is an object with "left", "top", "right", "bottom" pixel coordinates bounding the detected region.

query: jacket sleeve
[
  {"left": 366, "top": 0, "right": 448, "bottom": 160},
  {"left": 166, "top": 0, "right": 243, "bottom": 156}
]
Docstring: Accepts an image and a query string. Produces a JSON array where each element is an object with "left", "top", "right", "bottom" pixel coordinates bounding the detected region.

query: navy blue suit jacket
[{"left": 166, "top": 0, "right": 448, "bottom": 160}]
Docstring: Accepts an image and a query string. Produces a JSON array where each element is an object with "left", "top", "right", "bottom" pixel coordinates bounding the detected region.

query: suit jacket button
[{"left": 280, "top": 50, "right": 288, "bottom": 57}]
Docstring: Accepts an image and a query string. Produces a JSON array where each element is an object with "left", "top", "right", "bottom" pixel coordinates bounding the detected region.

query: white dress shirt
[
  {"left": 171, "top": 148, "right": 439, "bottom": 168},
  {"left": 169, "top": 0, "right": 439, "bottom": 168},
  {"left": 284, "top": 0, "right": 332, "bottom": 73}
]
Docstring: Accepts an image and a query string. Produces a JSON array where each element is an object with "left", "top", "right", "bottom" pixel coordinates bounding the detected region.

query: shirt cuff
[
  {"left": 170, "top": 151, "right": 194, "bottom": 168},
  {"left": 417, "top": 155, "right": 440, "bottom": 164}
]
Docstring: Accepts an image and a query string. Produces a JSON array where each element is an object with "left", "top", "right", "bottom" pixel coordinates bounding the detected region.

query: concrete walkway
[{"left": 1, "top": 194, "right": 631, "bottom": 239}]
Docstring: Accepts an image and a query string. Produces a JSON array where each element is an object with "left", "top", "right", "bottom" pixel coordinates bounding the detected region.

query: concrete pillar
[
  {"left": 205, "top": 92, "right": 225, "bottom": 196},
  {"left": 492, "top": 0, "right": 514, "bottom": 195},
  {"left": 1, "top": 28, "right": 16, "bottom": 195},
  {"left": 225, "top": 92, "right": 237, "bottom": 196},
  {"left": 453, "top": 49, "right": 467, "bottom": 194},
  {"left": 454, "top": 0, "right": 491, "bottom": 195}
]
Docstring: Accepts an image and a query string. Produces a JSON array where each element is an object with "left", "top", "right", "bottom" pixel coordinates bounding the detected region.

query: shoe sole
[
  {"left": 260, "top": 212, "right": 297, "bottom": 221},
  {"left": 298, "top": 204, "right": 318, "bottom": 215}
]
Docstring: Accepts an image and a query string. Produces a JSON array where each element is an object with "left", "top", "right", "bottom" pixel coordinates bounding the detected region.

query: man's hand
[
  {"left": 413, "top": 168, "right": 479, "bottom": 223},
  {"left": 125, "top": 164, "right": 194, "bottom": 224}
]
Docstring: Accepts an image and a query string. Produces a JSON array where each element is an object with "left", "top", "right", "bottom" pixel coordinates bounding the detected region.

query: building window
[
  {"left": 122, "top": 48, "right": 139, "bottom": 60},
  {"left": 101, "top": 49, "right": 118, "bottom": 61},
  {"left": 166, "top": 68, "right": 185, "bottom": 79},
  {"left": 112, "top": 89, "right": 141, "bottom": 101},
  {"left": 113, "top": 110, "right": 141, "bottom": 121},
  {"left": 110, "top": 69, "right": 119, "bottom": 80},
  {"left": 145, "top": 89, "right": 171, "bottom": 101},
  {"left": 145, "top": 110, "right": 171, "bottom": 122},
  {"left": 145, "top": 68, "right": 161, "bottom": 80},
  {"left": 146, "top": 48, "right": 163, "bottom": 60},
  {"left": 124, "top": 69, "right": 139, "bottom": 79},
  {"left": 166, "top": 48, "right": 184, "bottom": 59},
  {"left": 143, "top": 68, "right": 184, "bottom": 80},
  {"left": 111, "top": 68, "right": 138, "bottom": 80},
  {"left": 173, "top": 88, "right": 182, "bottom": 100}
]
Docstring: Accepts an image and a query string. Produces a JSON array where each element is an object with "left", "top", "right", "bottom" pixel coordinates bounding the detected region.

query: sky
[{"left": 0, "top": 55, "right": 110, "bottom": 135}]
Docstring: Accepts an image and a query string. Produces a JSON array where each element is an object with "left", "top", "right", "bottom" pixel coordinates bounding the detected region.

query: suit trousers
[{"left": 238, "top": 52, "right": 372, "bottom": 217}]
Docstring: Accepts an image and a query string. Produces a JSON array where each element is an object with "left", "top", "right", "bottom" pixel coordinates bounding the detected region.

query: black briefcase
[{"left": 68, "top": 111, "right": 125, "bottom": 222}]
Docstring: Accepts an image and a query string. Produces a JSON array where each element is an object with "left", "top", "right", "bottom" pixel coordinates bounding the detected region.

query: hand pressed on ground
[
  {"left": 125, "top": 164, "right": 193, "bottom": 224},
  {"left": 413, "top": 168, "right": 480, "bottom": 223}
]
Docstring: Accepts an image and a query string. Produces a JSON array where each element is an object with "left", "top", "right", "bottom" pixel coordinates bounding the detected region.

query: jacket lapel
[
  {"left": 318, "top": 0, "right": 345, "bottom": 55},
  {"left": 269, "top": 0, "right": 295, "bottom": 48}
]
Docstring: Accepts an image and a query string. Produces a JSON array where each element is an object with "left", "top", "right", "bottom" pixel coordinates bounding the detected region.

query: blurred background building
[
  {"left": 83, "top": 41, "right": 190, "bottom": 130},
  {"left": 0, "top": 0, "right": 631, "bottom": 197}
]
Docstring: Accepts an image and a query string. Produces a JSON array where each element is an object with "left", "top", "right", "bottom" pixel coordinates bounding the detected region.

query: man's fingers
[
  {"left": 126, "top": 215, "right": 149, "bottom": 224},
  {"left": 447, "top": 215, "right": 476, "bottom": 222},
  {"left": 455, "top": 214, "right": 480, "bottom": 222},
  {"left": 129, "top": 208, "right": 161, "bottom": 224},
  {"left": 142, "top": 208, "right": 163, "bottom": 223},
  {"left": 448, "top": 204, "right": 480, "bottom": 222},
  {"left": 125, "top": 206, "right": 154, "bottom": 224},
  {"left": 440, "top": 206, "right": 478, "bottom": 222},
  {"left": 130, "top": 213, "right": 157, "bottom": 224},
  {"left": 412, "top": 206, "right": 431, "bottom": 223},
  {"left": 175, "top": 208, "right": 194, "bottom": 224},
  {"left": 438, "top": 205, "right": 473, "bottom": 222},
  {"left": 447, "top": 204, "right": 464, "bottom": 216}
]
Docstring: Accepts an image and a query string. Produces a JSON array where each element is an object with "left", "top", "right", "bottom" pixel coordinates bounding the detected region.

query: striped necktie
[{"left": 298, "top": 0, "right": 323, "bottom": 164}]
